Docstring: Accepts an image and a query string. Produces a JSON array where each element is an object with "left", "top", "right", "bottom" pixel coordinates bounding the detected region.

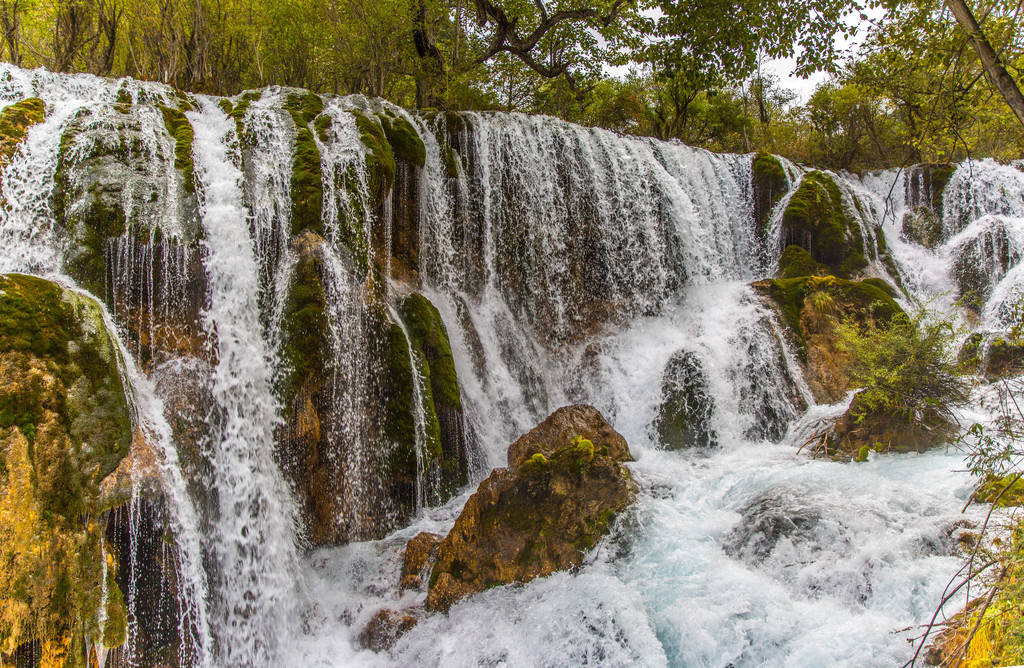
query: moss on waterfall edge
[
  {"left": 781, "top": 171, "right": 868, "bottom": 279},
  {"left": 285, "top": 93, "right": 325, "bottom": 237},
  {"left": 0, "top": 98, "right": 45, "bottom": 168},
  {"left": 157, "top": 105, "right": 196, "bottom": 194}
]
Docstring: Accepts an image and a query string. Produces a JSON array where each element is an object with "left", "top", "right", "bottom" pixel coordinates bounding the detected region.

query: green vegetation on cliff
[
  {"left": 285, "top": 93, "right": 326, "bottom": 236},
  {"left": 0, "top": 274, "right": 131, "bottom": 661},
  {"left": 781, "top": 171, "right": 868, "bottom": 279},
  {"left": 0, "top": 98, "right": 45, "bottom": 168},
  {"left": 398, "top": 293, "right": 466, "bottom": 501},
  {"left": 157, "top": 104, "right": 196, "bottom": 193}
]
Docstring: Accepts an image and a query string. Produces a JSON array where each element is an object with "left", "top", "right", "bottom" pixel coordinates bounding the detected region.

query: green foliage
[{"left": 834, "top": 305, "right": 970, "bottom": 428}]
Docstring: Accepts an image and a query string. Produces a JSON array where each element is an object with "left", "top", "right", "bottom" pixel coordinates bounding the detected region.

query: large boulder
[
  {"left": 0, "top": 274, "right": 132, "bottom": 662},
  {"left": 426, "top": 405, "right": 636, "bottom": 611},
  {"left": 654, "top": 350, "right": 717, "bottom": 449}
]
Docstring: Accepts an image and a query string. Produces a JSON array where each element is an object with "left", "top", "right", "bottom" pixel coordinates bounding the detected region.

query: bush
[{"left": 834, "top": 305, "right": 971, "bottom": 429}]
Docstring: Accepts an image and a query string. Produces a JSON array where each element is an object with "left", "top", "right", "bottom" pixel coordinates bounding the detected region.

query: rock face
[
  {"left": 0, "top": 274, "right": 132, "bottom": 662},
  {"left": 654, "top": 350, "right": 718, "bottom": 449},
  {"left": 899, "top": 163, "right": 955, "bottom": 249},
  {"left": 426, "top": 405, "right": 636, "bottom": 611}
]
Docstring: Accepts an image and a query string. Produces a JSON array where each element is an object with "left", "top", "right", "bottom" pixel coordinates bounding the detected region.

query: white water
[
  {"left": 187, "top": 99, "right": 300, "bottom": 665},
  {"left": 3, "top": 67, "right": 1023, "bottom": 667}
]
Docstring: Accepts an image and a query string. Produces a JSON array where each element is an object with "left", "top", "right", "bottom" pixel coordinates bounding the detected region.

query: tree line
[{"left": 0, "top": 0, "right": 1021, "bottom": 169}]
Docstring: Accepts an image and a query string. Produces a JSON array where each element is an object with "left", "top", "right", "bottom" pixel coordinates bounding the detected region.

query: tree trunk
[{"left": 946, "top": 0, "right": 1024, "bottom": 127}]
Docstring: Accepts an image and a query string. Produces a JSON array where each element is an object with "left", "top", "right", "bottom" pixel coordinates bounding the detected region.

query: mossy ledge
[
  {"left": 285, "top": 92, "right": 325, "bottom": 236},
  {"left": 0, "top": 97, "right": 45, "bottom": 168},
  {"left": 0, "top": 274, "right": 133, "bottom": 662},
  {"left": 157, "top": 105, "right": 196, "bottom": 193},
  {"left": 349, "top": 110, "right": 396, "bottom": 208},
  {"left": 753, "top": 274, "right": 902, "bottom": 403}
]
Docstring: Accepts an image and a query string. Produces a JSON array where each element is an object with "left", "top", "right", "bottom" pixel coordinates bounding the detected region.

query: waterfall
[
  {"left": 3, "top": 66, "right": 1022, "bottom": 666},
  {"left": 187, "top": 99, "right": 299, "bottom": 664}
]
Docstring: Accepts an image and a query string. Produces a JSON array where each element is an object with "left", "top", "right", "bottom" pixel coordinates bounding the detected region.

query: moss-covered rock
[
  {"left": 778, "top": 245, "right": 827, "bottom": 279},
  {"left": 752, "top": 152, "right": 787, "bottom": 245},
  {"left": 398, "top": 293, "right": 467, "bottom": 504},
  {"left": 350, "top": 110, "right": 396, "bottom": 209},
  {"left": 426, "top": 405, "right": 635, "bottom": 611},
  {"left": 753, "top": 274, "right": 903, "bottom": 402},
  {"left": 826, "top": 390, "right": 955, "bottom": 458},
  {"left": 0, "top": 98, "right": 45, "bottom": 169},
  {"left": 377, "top": 110, "right": 426, "bottom": 169},
  {"left": 285, "top": 93, "right": 325, "bottom": 236},
  {"left": 157, "top": 105, "right": 196, "bottom": 193},
  {"left": 654, "top": 350, "right": 717, "bottom": 449},
  {"left": 780, "top": 171, "right": 868, "bottom": 279},
  {"left": 0, "top": 274, "right": 132, "bottom": 661},
  {"left": 274, "top": 232, "right": 346, "bottom": 545}
]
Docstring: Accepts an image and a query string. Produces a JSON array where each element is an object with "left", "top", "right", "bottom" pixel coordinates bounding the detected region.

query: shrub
[{"left": 834, "top": 305, "right": 970, "bottom": 429}]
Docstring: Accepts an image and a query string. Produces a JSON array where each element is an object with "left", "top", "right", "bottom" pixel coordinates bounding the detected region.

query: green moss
[
  {"left": 349, "top": 110, "right": 396, "bottom": 204},
  {"left": 398, "top": 293, "right": 467, "bottom": 500},
  {"left": 377, "top": 111, "right": 426, "bottom": 168},
  {"left": 763, "top": 274, "right": 902, "bottom": 359},
  {"left": 0, "top": 97, "right": 45, "bottom": 165},
  {"left": 285, "top": 93, "right": 325, "bottom": 236},
  {"left": 278, "top": 252, "right": 329, "bottom": 400},
  {"left": 224, "top": 90, "right": 261, "bottom": 140},
  {"left": 157, "top": 105, "right": 196, "bottom": 193},
  {"left": 855, "top": 445, "right": 870, "bottom": 462},
  {"left": 382, "top": 320, "right": 417, "bottom": 480},
  {"left": 63, "top": 186, "right": 128, "bottom": 298},
  {"left": 399, "top": 294, "right": 461, "bottom": 411},
  {"left": 976, "top": 474, "right": 1024, "bottom": 506},
  {"left": 0, "top": 275, "right": 133, "bottom": 660},
  {"left": 778, "top": 245, "right": 824, "bottom": 279},
  {"left": 781, "top": 171, "right": 867, "bottom": 279},
  {"left": 522, "top": 452, "right": 549, "bottom": 475}
]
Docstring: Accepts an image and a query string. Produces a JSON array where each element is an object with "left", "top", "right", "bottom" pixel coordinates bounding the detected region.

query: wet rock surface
[{"left": 426, "top": 405, "right": 636, "bottom": 611}]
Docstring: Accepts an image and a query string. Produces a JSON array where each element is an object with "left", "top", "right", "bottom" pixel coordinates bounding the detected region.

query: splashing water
[
  {"left": 3, "top": 66, "right": 1023, "bottom": 667},
  {"left": 187, "top": 98, "right": 299, "bottom": 664}
]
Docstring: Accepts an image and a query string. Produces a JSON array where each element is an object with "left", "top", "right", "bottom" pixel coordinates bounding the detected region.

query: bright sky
[{"left": 765, "top": 7, "right": 884, "bottom": 103}]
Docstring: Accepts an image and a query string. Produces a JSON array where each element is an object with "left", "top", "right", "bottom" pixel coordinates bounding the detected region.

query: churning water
[{"left": 0, "top": 64, "right": 1020, "bottom": 666}]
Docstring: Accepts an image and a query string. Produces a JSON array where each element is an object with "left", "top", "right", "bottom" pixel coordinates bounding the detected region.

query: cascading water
[
  {"left": 187, "top": 99, "right": 299, "bottom": 664},
  {"left": 3, "top": 65, "right": 1023, "bottom": 666}
]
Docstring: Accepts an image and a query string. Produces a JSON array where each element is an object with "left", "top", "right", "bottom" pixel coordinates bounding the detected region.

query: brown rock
[
  {"left": 829, "top": 391, "right": 954, "bottom": 458},
  {"left": 357, "top": 608, "right": 419, "bottom": 652},
  {"left": 426, "top": 405, "right": 636, "bottom": 611},
  {"left": 401, "top": 532, "right": 441, "bottom": 591},
  {"left": 506, "top": 404, "right": 632, "bottom": 470}
]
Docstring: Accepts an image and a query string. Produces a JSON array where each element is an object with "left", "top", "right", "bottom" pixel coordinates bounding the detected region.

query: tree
[{"left": 945, "top": 0, "right": 1024, "bottom": 127}]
